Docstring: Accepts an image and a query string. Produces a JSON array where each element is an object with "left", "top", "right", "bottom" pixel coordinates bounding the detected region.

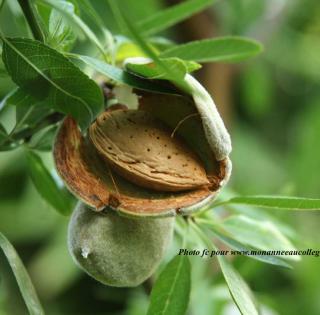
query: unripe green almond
[{"left": 68, "top": 203, "right": 174, "bottom": 287}]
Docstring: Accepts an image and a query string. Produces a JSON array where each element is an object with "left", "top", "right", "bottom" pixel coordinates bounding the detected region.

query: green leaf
[
  {"left": 76, "top": 0, "right": 105, "bottom": 27},
  {"left": 0, "top": 124, "right": 18, "bottom": 151},
  {"left": 37, "top": 0, "right": 107, "bottom": 58},
  {"left": 16, "top": 106, "right": 52, "bottom": 131},
  {"left": 218, "top": 256, "right": 259, "bottom": 315},
  {"left": 0, "top": 89, "right": 17, "bottom": 112},
  {"left": 0, "top": 123, "right": 8, "bottom": 143},
  {"left": 149, "top": 37, "right": 175, "bottom": 51},
  {"left": 147, "top": 255, "right": 191, "bottom": 315},
  {"left": 5, "top": 89, "right": 59, "bottom": 150},
  {"left": 0, "top": 67, "right": 9, "bottom": 77},
  {"left": 125, "top": 57, "right": 201, "bottom": 81},
  {"left": 190, "top": 221, "right": 259, "bottom": 315},
  {"left": 0, "top": 141, "right": 18, "bottom": 152},
  {"left": 161, "top": 37, "right": 263, "bottom": 63},
  {"left": 108, "top": 0, "right": 190, "bottom": 92},
  {"left": 6, "top": 89, "right": 52, "bottom": 131},
  {"left": 114, "top": 36, "right": 174, "bottom": 62},
  {"left": 218, "top": 195, "right": 320, "bottom": 210},
  {"left": 202, "top": 222, "right": 292, "bottom": 268},
  {"left": 115, "top": 39, "right": 147, "bottom": 62},
  {"left": 1, "top": 37, "right": 103, "bottom": 130},
  {"left": 47, "top": 1, "right": 76, "bottom": 51},
  {"left": 78, "top": 55, "right": 179, "bottom": 95},
  {"left": 184, "top": 60, "right": 202, "bottom": 73},
  {"left": 26, "top": 150, "right": 72, "bottom": 216},
  {"left": 29, "top": 124, "right": 58, "bottom": 151},
  {"left": 0, "top": 232, "right": 44, "bottom": 315},
  {"left": 220, "top": 215, "right": 298, "bottom": 261},
  {"left": 138, "top": 0, "right": 214, "bottom": 36}
]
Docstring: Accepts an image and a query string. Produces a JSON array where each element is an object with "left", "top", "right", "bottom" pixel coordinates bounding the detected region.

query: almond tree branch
[{"left": 17, "top": 0, "right": 44, "bottom": 42}]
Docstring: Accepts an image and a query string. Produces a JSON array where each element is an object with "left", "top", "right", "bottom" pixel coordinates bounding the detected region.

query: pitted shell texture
[{"left": 89, "top": 109, "right": 209, "bottom": 192}]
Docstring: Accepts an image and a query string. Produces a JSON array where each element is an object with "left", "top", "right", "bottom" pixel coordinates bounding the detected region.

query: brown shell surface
[
  {"left": 137, "top": 90, "right": 221, "bottom": 179},
  {"left": 53, "top": 118, "right": 110, "bottom": 210},
  {"left": 54, "top": 116, "right": 226, "bottom": 216},
  {"left": 89, "top": 110, "right": 209, "bottom": 192}
]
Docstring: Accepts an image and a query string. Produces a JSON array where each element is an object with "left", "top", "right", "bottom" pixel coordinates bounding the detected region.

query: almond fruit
[
  {"left": 53, "top": 72, "right": 231, "bottom": 217},
  {"left": 89, "top": 109, "right": 209, "bottom": 192},
  {"left": 68, "top": 202, "right": 174, "bottom": 287}
]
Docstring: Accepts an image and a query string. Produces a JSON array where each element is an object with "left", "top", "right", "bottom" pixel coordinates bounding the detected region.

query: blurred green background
[{"left": 1, "top": 0, "right": 320, "bottom": 314}]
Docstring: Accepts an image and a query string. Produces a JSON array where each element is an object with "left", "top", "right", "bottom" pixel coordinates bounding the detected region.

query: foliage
[
  {"left": 0, "top": 0, "right": 320, "bottom": 315},
  {"left": 0, "top": 232, "right": 44, "bottom": 315},
  {"left": 147, "top": 255, "right": 191, "bottom": 315}
]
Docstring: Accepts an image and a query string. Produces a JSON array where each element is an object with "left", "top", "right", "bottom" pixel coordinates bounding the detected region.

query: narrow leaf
[
  {"left": 0, "top": 232, "right": 44, "bottom": 315},
  {"left": 147, "top": 255, "right": 191, "bottom": 315},
  {"left": 0, "top": 123, "right": 8, "bottom": 143},
  {"left": 218, "top": 256, "right": 259, "bottom": 315},
  {"left": 1, "top": 37, "right": 103, "bottom": 130},
  {"left": 0, "top": 124, "right": 17, "bottom": 151},
  {"left": 108, "top": 0, "right": 190, "bottom": 92},
  {"left": 190, "top": 221, "right": 259, "bottom": 315},
  {"left": 0, "top": 89, "right": 17, "bottom": 112},
  {"left": 38, "top": 0, "right": 107, "bottom": 58},
  {"left": 204, "top": 223, "right": 292, "bottom": 268},
  {"left": 138, "top": 0, "right": 214, "bottom": 36},
  {"left": 26, "top": 150, "right": 72, "bottom": 216},
  {"left": 47, "top": 1, "right": 76, "bottom": 51},
  {"left": 78, "top": 55, "right": 179, "bottom": 95},
  {"left": 0, "top": 68, "right": 8, "bottom": 77},
  {"left": 115, "top": 36, "right": 175, "bottom": 62},
  {"left": 161, "top": 37, "right": 263, "bottom": 63},
  {"left": 29, "top": 124, "right": 58, "bottom": 151},
  {"left": 115, "top": 38, "right": 147, "bottom": 62},
  {"left": 77, "top": 0, "right": 106, "bottom": 27},
  {"left": 125, "top": 58, "right": 200, "bottom": 81},
  {"left": 221, "top": 215, "right": 298, "bottom": 261},
  {"left": 16, "top": 106, "right": 52, "bottom": 131},
  {"left": 7, "top": 89, "right": 52, "bottom": 130},
  {"left": 219, "top": 196, "right": 320, "bottom": 210}
]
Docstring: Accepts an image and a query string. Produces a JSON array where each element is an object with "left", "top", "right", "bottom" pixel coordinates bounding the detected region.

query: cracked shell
[
  {"left": 53, "top": 60, "right": 231, "bottom": 217},
  {"left": 89, "top": 109, "right": 209, "bottom": 192}
]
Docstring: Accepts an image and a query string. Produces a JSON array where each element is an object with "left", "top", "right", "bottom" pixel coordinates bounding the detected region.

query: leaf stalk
[{"left": 17, "top": 0, "right": 45, "bottom": 42}]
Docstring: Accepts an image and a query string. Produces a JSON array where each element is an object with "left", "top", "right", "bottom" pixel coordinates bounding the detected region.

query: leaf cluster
[{"left": 1, "top": 2, "right": 317, "bottom": 315}]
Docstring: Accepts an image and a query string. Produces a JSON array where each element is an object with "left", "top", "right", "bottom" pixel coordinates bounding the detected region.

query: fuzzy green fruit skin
[{"left": 68, "top": 203, "right": 174, "bottom": 287}]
